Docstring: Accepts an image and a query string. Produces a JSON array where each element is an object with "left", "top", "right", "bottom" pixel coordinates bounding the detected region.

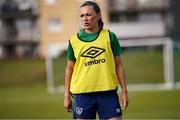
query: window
[
  {"left": 46, "top": 0, "right": 60, "bottom": 5},
  {"left": 48, "top": 17, "right": 62, "bottom": 32}
]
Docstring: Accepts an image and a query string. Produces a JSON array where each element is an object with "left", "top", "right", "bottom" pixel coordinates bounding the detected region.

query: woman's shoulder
[
  {"left": 69, "top": 32, "right": 78, "bottom": 41},
  {"left": 108, "top": 29, "right": 117, "bottom": 37},
  {"left": 102, "top": 28, "right": 117, "bottom": 37}
]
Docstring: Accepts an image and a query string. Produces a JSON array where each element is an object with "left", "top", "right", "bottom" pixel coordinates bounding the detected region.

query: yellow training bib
[{"left": 69, "top": 29, "right": 118, "bottom": 94}]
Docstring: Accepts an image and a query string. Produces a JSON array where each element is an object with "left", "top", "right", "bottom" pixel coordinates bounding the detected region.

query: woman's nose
[{"left": 83, "top": 15, "right": 88, "bottom": 21}]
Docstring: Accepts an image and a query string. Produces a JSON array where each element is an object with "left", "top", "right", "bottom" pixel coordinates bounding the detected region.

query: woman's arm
[
  {"left": 64, "top": 60, "right": 75, "bottom": 112},
  {"left": 115, "top": 56, "right": 129, "bottom": 111}
]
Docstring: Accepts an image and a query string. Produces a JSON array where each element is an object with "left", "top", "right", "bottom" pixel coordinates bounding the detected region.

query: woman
[{"left": 64, "top": 1, "right": 128, "bottom": 119}]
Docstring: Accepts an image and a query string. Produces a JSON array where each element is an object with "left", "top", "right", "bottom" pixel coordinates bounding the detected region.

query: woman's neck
[{"left": 85, "top": 26, "right": 99, "bottom": 34}]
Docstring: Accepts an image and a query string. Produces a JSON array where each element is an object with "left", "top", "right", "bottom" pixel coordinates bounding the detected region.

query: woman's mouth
[{"left": 84, "top": 22, "right": 90, "bottom": 26}]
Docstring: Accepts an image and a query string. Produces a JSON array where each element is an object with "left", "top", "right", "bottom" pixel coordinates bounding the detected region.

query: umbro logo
[{"left": 81, "top": 46, "right": 105, "bottom": 58}]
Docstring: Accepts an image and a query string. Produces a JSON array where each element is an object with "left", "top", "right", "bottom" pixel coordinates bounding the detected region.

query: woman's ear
[{"left": 97, "top": 13, "right": 101, "bottom": 20}]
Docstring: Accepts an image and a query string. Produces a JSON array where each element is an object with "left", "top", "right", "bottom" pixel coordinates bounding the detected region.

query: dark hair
[{"left": 81, "top": 1, "right": 104, "bottom": 31}]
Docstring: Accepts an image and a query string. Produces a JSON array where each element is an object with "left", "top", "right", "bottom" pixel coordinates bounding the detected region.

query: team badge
[{"left": 76, "top": 107, "right": 83, "bottom": 115}]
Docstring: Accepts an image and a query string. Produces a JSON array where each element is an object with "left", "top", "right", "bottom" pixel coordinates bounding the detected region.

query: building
[
  {"left": 0, "top": 0, "right": 39, "bottom": 58},
  {"left": 0, "top": 0, "right": 108, "bottom": 58},
  {"left": 39, "top": 0, "right": 108, "bottom": 57},
  {"left": 1, "top": 0, "right": 179, "bottom": 58},
  {"left": 107, "top": 0, "right": 170, "bottom": 39}
]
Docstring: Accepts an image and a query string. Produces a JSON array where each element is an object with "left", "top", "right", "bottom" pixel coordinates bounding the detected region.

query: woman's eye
[
  {"left": 87, "top": 14, "right": 92, "bottom": 16},
  {"left": 80, "top": 14, "right": 84, "bottom": 18},
  {"left": 80, "top": 14, "right": 92, "bottom": 18}
]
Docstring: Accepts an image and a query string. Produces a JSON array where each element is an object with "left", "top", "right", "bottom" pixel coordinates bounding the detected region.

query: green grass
[
  {"left": 53, "top": 50, "right": 164, "bottom": 86},
  {"left": 0, "top": 84, "right": 180, "bottom": 119},
  {"left": 174, "top": 52, "right": 180, "bottom": 82},
  {"left": 123, "top": 90, "right": 180, "bottom": 119},
  {"left": 121, "top": 50, "right": 164, "bottom": 84},
  {"left": 0, "top": 84, "right": 72, "bottom": 119},
  {"left": 43, "top": 49, "right": 180, "bottom": 86},
  {"left": 0, "top": 49, "right": 180, "bottom": 119},
  {"left": 53, "top": 53, "right": 67, "bottom": 86},
  {"left": 0, "top": 58, "right": 46, "bottom": 87}
]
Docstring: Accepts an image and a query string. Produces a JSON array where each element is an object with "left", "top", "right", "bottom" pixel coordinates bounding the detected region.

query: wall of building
[
  {"left": 39, "top": 0, "right": 79, "bottom": 57},
  {"left": 39, "top": 0, "right": 108, "bottom": 57}
]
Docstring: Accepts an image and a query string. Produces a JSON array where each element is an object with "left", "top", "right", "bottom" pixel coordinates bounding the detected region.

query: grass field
[
  {"left": 0, "top": 49, "right": 180, "bottom": 119},
  {"left": 53, "top": 50, "right": 164, "bottom": 86},
  {"left": 0, "top": 84, "right": 180, "bottom": 119}
]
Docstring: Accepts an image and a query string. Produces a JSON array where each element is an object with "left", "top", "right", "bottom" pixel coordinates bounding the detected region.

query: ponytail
[{"left": 98, "top": 18, "right": 104, "bottom": 31}]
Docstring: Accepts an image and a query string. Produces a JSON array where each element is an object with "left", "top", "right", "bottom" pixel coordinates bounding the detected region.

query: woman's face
[{"left": 80, "top": 6, "right": 100, "bottom": 32}]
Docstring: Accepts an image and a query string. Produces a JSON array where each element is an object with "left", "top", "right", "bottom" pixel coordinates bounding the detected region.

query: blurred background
[{"left": 0, "top": 0, "right": 180, "bottom": 119}]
